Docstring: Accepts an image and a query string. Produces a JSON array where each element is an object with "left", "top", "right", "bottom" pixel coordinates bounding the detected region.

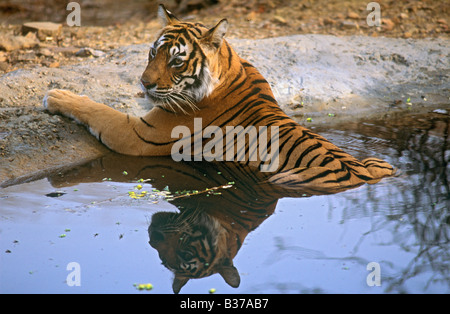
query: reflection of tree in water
[{"left": 330, "top": 113, "right": 449, "bottom": 292}]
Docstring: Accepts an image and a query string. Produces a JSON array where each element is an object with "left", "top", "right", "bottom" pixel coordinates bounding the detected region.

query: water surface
[{"left": 1, "top": 112, "right": 449, "bottom": 294}]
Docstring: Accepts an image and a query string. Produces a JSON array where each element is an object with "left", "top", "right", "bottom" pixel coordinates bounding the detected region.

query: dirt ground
[
  {"left": 0, "top": 0, "right": 449, "bottom": 186},
  {"left": 0, "top": 0, "right": 448, "bottom": 72}
]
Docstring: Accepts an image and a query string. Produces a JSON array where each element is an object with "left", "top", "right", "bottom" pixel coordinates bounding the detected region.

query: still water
[{"left": 0, "top": 112, "right": 449, "bottom": 294}]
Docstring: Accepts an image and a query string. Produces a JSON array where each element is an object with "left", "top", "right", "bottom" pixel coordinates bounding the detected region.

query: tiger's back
[{"left": 196, "top": 47, "right": 394, "bottom": 189}]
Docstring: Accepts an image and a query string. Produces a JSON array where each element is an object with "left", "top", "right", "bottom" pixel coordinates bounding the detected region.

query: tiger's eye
[
  {"left": 171, "top": 58, "right": 184, "bottom": 67},
  {"left": 179, "top": 250, "right": 193, "bottom": 260}
]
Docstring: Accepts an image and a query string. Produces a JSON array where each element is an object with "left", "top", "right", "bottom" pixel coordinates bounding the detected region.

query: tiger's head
[
  {"left": 148, "top": 209, "right": 240, "bottom": 294},
  {"left": 140, "top": 4, "right": 228, "bottom": 113}
]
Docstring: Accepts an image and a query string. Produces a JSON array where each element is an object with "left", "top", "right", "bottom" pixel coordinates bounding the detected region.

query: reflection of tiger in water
[
  {"left": 43, "top": 5, "right": 394, "bottom": 192},
  {"left": 46, "top": 154, "right": 279, "bottom": 294},
  {"left": 149, "top": 209, "right": 242, "bottom": 293},
  {"left": 145, "top": 160, "right": 280, "bottom": 294}
]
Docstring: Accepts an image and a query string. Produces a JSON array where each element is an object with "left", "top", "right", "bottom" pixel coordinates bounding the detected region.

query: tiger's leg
[
  {"left": 361, "top": 158, "right": 395, "bottom": 184},
  {"left": 43, "top": 89, "right": 171, "bottom": 156}
]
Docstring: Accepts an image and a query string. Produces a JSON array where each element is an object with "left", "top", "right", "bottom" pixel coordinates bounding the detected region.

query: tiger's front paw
[
  {"left": 43, "top": 89, "right": 91, "bottom": 119},
  {"left": 43, "top": 89, "right": 75, "bottom": 114}
]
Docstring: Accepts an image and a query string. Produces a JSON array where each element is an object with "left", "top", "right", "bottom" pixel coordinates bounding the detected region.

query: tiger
[{"left": 43, "top": 5, "right": 394, "bottom": 194}]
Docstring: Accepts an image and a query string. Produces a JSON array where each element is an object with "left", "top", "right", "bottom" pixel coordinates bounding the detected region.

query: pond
[{"left": 1, "top": 111, "right": 449, "bottom": 294}]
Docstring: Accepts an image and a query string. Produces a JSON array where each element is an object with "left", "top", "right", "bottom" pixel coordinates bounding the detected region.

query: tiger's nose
[{"left": 141, "top": 78, "right": 156, "bottom": 90}]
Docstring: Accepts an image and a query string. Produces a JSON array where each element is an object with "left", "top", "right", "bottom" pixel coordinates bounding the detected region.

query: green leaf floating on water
[{"left": 134, "top": 283, "right": 153, "bottom": 291}]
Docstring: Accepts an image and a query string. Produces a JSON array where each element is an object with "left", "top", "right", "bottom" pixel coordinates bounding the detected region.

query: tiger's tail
[
  {"left": 267, "top": 158, "right": 395, "bottom": 193},
  {"left": 266, "top": 166, "right": 365, "bottom": 194}
]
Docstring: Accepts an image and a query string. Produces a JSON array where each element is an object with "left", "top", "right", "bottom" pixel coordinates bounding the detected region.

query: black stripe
[
  {"left": 133, "top": 128, "right": 175, "bottom": 146},
  {"left": 140, "top": 117, "right": 155, "bottom": 128},
  {"left": 156, "top": 105, "right": 176, "bottom": 114},
  {"left": 223, "top": 78, "right": 247, "bottom": 99},
  {"left": 367, "top": 165, "right": 393, "bottom": 170},
  {"left": 295, "top": 142, "right": 322, "bottom": 168},
  {"left": 337, "top": 169, "right": 352, "bottom": 182},
  {"left": 229, "top": 66, "right": 244, "bottom": 87},
  {"left": 194, "top": 22, "right": 206, "bottom": 28},
  {"left": 318, "top": 156, "right": 335, "bottom": 167},
  {"left": 301, "top": 169, "right": 335, "bottom": 184},
  {"left": 259, "top": 93, "right": 277, "bottom": 103},
  {"left": 364, "top": 162, "right": 392, "bottom": 170},
  {"left": 350, "top": 171, "right": 375, "bottom": 181},
  {"left": 226, "top": 43, "right": 233, "bottom": 69},
  {"left": 278, "top": 136, "right": 305, "bottom": 171},
  {"left": 214, "top": 89, "right": 262, "bottom": 127},
  {"left": 191, "top": 58, "right": 198, "bottom": 76},
  {"left": 251, "top": 79, "right": 268, "bottom": 85},
  {"left": 162, "top": 34, "right": 175, "bottom": 40},
  {"left": 187, "top": 28, "right": 201, "bottom": 39},
  {"left": 236, "top": 87, "right": 261, "bottom": 106},
  {"left": 248, "top": 113, "right": 291, "bottom": 127}
]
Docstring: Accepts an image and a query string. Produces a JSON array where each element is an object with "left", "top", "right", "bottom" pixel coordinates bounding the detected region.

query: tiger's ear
[
  {"left": 158, "top": 4, "right": 180, "bottom": 26},
  {"left": 202, "top": 19, "right": 228, "bottom": 50},
  {"left": 172, "top": 275, "right": 189, "bottom": 294},
  {"left": 218, "top": 264, "right": 240, "bottom": 288}
]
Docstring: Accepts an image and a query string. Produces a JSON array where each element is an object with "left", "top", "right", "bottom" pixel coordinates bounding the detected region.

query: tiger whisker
[
  {"left": 178, "top": 91, "right": 200, "bottom": 111},
  {"left": 161, "top": 94, "right": 178, "bottom": 113},
  {"left": 167, "top": 94, "right": 189, "bottom": 115},
  {"left": 170, "top": 92, "right": 198, "bottom": 113}
]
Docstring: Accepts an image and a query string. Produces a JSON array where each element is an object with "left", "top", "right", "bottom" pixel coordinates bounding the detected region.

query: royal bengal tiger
[{"left": 43, "top": 5, "right": 394, "bottom": 193}]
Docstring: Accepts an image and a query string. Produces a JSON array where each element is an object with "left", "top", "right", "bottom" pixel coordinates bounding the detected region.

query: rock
[
  {"left": 323, "top": 17, "right": 336, "bottom": 25},
  {"left": 272, "top": 16, "right": 287, "bottom": 25},
  {"left": 37, "top": 48, "right": 53, "bottom": 57},
  {"left": 433, "top": 109, "right": 448, "bottom": 115},
  {"left": 340, "top": 21, "right": 358, "bottom": 29},
  {"left": 21, "top": 22, "right": 62, "bottom": 41},
  {"left": 48, "top": 61, "right": 60, "bottom": 68},
  {"left": 246, "top": 11, "right": 258, "bottom": 22},
  {"left": 347, "top": 11, "right": 359, "bottom": 19},
  {"left": 50, "top": 46, "right": 80, "bottom": 56},
  {"left": 17, "top": 52, "right": 37, "bottom": 62},
  {"left": 75, "top": 47, "right": 105, "bottom": 57},
  {"left": 382, "top": 18, "right": 395, "bottom": 31},
  {"left": 403, "top": 32, "right": 413, "bottom": 38},
  {"left": 0, "top": 32, "right": 39, "bottom": 51},
  {"left": 0, "top": 62, "right": 9, "bottom": 72},
  {"left": 390, "top": 53, "right": 409, "bottom": 66}
]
